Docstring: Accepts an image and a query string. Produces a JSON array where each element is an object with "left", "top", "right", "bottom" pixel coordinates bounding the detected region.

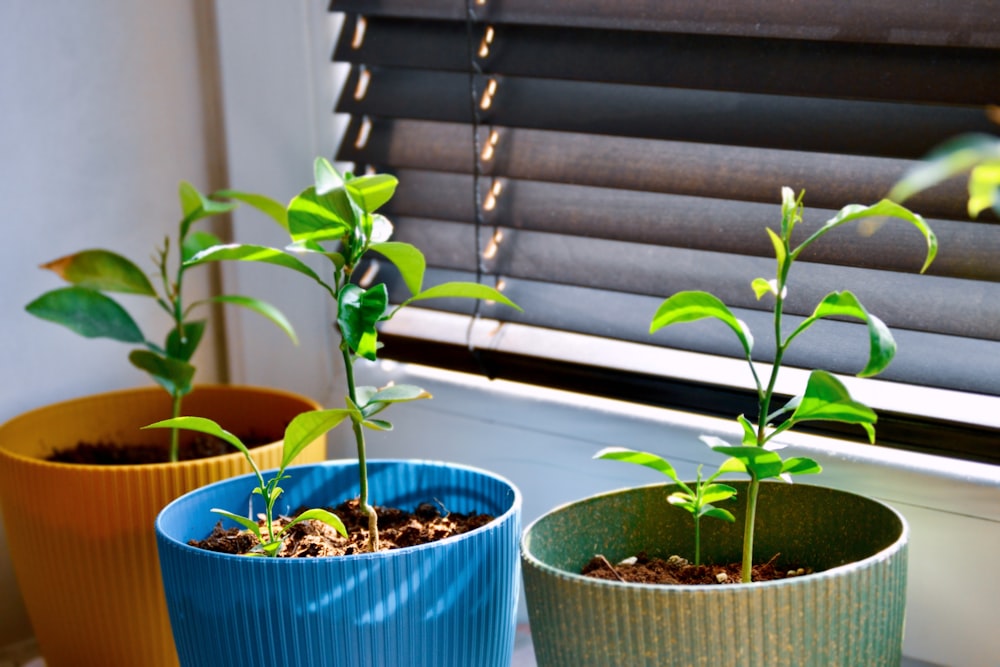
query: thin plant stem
[
  {"left": 169, "top": 390, "right": 182, "bottom": 463},
  {"left": 741, "top": 476, "right": 761, "bottom": 582},
  {"left": 342, "top": 343, "right": 379, "bottom": 552}
]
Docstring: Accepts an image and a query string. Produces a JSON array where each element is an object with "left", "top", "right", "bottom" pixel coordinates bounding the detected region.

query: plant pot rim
[
  {"left": 0, "top": 383, "right": 317, "bottom": 472},
  {"left": 156, "top": 458, "right": 523, "bottom": 563},
  {"left": 521, "top": 480, "right": 908, "bottom": 591}
]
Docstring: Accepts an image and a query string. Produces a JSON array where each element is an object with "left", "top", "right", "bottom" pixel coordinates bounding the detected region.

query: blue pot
[{"left": 155, "top": 459, "right": 521, "bottom": 667}]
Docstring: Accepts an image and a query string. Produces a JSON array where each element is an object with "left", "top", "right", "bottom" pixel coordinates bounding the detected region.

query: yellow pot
[{"left": 0, "top": 385, "right": 325, "bottom": 667}]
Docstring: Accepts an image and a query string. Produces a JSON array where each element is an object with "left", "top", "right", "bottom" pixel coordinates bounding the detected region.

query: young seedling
[
  {"left": 145, "top": 414, "right": 347, "bottom": 556},
  {"left": 185, "top": 158, "right": 522, "bottom": 552},
  {"left": 636, "top": 188, "right": 937, "bottom": 582},
  {"left": 25, "top": 183, "right": 298, "bottom": 462},
  {"left": 595, "top": 447, "right": 735, "bottom": 565}
]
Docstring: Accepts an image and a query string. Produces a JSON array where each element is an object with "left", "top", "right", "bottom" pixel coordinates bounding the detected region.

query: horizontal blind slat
[
  {"left": 330, "top": 1, "right": 1000, "bottom": 47},
  {"left": 339, "top": 15, "right": 1000, "bottom": 104}
]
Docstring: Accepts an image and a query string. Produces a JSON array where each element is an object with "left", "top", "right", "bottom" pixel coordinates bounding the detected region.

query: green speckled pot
[{"left": 521, "top": 481, "right": 908, "bottom": 667}]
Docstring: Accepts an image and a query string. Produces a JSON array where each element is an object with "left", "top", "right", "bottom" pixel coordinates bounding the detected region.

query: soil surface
[
  {"left": 192, "top": 498, "right": 495, "bottom": 557},
  {"left": 581, "top": 551, "right": 813, "bottom": 585},
  {"left": 46, "top": 433, "right": 277, "bottom": 465}
]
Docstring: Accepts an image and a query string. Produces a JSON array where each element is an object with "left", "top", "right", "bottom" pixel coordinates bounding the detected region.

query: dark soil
[
  {"left": 191, "top": 498, "right": 495, "bottom": 557},
  {"left": 581, "top": 551, "right": 813, "bottom": 585},
  {"left": 46, "top": 432, "right": 278, "bottom": 465}
]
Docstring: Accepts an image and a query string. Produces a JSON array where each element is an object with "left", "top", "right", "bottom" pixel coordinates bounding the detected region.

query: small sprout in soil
[
  {"left": 145, "top": 414, "right": 347, "bottom": 556},
  {"left": 595, "top": 447, "right": 736, "bottom": 565}
]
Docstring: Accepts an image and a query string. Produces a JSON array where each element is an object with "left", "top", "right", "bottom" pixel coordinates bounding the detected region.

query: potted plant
[
  {"left": 521, "top": 187, "right": 937, "bottom": 666},
  {"left": 0, "top": 183, "right": 326, "bottom": 667},
  {"left": 151, "top": 159, "right": 524, "bottom": 667}
]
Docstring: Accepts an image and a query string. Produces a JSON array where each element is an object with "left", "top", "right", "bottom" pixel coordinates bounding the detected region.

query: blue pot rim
[{"left": 156, "top": 458, "right": 522, "bottom": 563}]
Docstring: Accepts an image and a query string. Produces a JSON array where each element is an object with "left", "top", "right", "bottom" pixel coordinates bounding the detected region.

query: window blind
[{"left": 327, "top": 0, "right": 1000, "bottom": 463}]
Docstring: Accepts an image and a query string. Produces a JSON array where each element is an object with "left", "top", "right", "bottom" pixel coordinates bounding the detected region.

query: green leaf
[
  {"left": 817, "top": 199, "right": 937, "bottom": 274},
  {"left": 700, "top": 506, "right": 736, "bottom": 522},
  {"left": 751, "top": 277, "right": 777, "bottom": 300},
  {"left": 401, "top": 281, "right": 522, "bottom": 312},
  {"left": 288, "top": 185, "right": 357, "bottom": 243},
  {"left": 765, "top": 226, "right": 786, "bottom": 267},
  {"left": 968, "top": 160, "right": 1000, "bottom": 217},
  {"left": 178, "top": 181, "right": 237, "bottom": 239},
  {"left": 593, "top": 447, "right": 681, "bottom": 483},
  {"left": 27, "top": 287, "right": 145, "bottom": 343},
  {"left": 40, "top": 250, "right": 155, "bottom": 296},
  {"left": 737, "top": 415, "right": 758, "bottom": 446},
  {"left": 791, "top": 291, "right": 897, "bottom": 377},
  {"left": 313, "top": 157, "right": 346, "bottom": 195},
  {"left": 363, "top": 419, "right": 393, "bottom": 431},
  {"left": 667, "top": 494, "right": 696, "bottom": 513},
  {"left": 369, "top": 242, "right": 426, "bottom": 296},
  {"left": 712, "top": 446, "right": 784, "bottom": 480},
  {"left": 210, "top": 508, "right": 263, "bottom": 540},
  {"left": 889, "top": 133, "right": 1000, "bottom": 209},
  {"left": 145, "top": 416, "right": 248, "bottom": 456},
  {"left": 338, "top": 283, "right": 389, "bottom": 360},
  {"left": 780, "top": 187, "right": 803, "bottom": 238},
  {"left": 186, "top": 243, "right": 324, "bottom": 285},
  {"left": 282, "top": 409, "right": 352, "bottom": 469},
  {"left": 781, "top": 457, "right": 823, "bottom": 476},
  {"left": 286, "top": 239, "right": 346, "bottom": 270},
  {"left": 207, "top": 295, "right": 298, "bottom": 345},
  {"left": 165, "top": 320, "right": 206, "bottom": 361},
  {"left": 346, "top": 173, "right": 398, "bottom": 213},
  {"left": 650, "top": 291, "right": 753, "bottom": 358},
  {"left": 789, "top": 370, "right": 878, "bottom": 442},
  {"left": 182, "top": 231, "right": 224, "bottom": 262},
  {"left": 700, "top": 483, "right": 738, "bottom": 505},
  {"left": 284, "top": 507, "right": 347, "bottom": 538},
  {"left": 129, "top": 350, "right": 195, "bottom": 396},
  {"left": 214, "top": 189, "right": 289, "bottom": 231},
  {"left": 366, "top": 384, "right": 432, "bottom": 405}
]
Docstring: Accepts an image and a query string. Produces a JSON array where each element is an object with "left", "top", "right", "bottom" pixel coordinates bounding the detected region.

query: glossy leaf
[
  {"left": 366, "top": 384, "right": 432, "bottom": 405},
  {"left": 402, "top": 281, "right": 522, "bottom": 311},
  {"left": 182, "top": 230, "right": 224, "bottom": 262},
  {"left": 345, "top": 173, "right": 398, "bottom": 213},
  {"left": 781, "top": 456, "right": 823, "bottom": 476},
  {"left": 337, "top": 283, "right": 388, "bottom": 360},
  {"left": 737, "top": 415, "right": 757, "bottom": 446},
  {"left": 700, "top": 506, "right": 736, "bottom": 522},
  {"left": 178, "top": 181, "right": 237, "bottom": 239},
  {"left": 700, "top": 483, "right": 738, "bottom": 505},
  {"left": 370, "top": 242, "right": 426, "bottom": 296},
  {"left": 186, "top": 244, "right": 324, "bottom": 285},
  {"left": 789, "top": 370, "right": 878, "bottom": 442},
  {"left": 144, "top": 416, "right": 247, "bottom": 456},
  {"left": 713, "top": 445, "right": 784, "bottom": 480},
  {"left": 165, "top": 320, "right": 206, "bottom": 361},
  {"left": 207, "top": 295, "right": 298, "bottom": 344},
  {"left": 210, "top": 508, "right": 263, "bottom": 539},
  {"left": 288, "top": 185, "right": 356, "bottom": 243},
  {"left": 215, "top": 189, "right": 289, "bottom": 231},
  {"left": 282, "top": 409, "right": 352, "bottom": 469},
  {"left": 40, "top": 250, "right": 155, "bottom": 296},
  {"left": 765, "top": 226, "right": 786, "bottom": 267},
  {"left": 790, "top": 291, "right": 896, "bottom": 377},
  {"left": 314, "top": 157, "right": 346, "bottom": 195},
  {"left": 650, "top": 291, "right": 753, "bottom": 358},
  {"left": 593, "top": 447, "right": 681, "bottom": 482},
  {"left": 129, "top": 350, "right": 195, "bottom": 396},
  {"left": 26, "top": 287, "right": 145, "bottom": 343},
  {"left": 813, "top": 198, "right": 937, "bottom": 274},
  {"left": 363, "top": 419, "right": 393, "bottom": 431},
  {"left": 284, "top": 508, "right": 347, "bottom": 538}
]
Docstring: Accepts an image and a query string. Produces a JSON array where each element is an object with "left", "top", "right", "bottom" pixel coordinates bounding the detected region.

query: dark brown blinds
[{"left": 328, "top": 1, "right": 1000, "bottom": 462}]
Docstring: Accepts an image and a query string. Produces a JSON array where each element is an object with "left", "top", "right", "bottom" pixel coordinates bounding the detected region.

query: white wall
[{"left": 0, "top": 0, "right": 225, "bottom": 647}]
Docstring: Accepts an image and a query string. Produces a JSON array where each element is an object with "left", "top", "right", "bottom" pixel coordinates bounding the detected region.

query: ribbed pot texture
[
  {"left": 521, "top": 481, "right": 908, "bottom": 667},
  {"left": 155, "top": 459, "right": 522, "bottom": 667},
  {"left": 0, "top": 385, "right": 325, "bottom": 667}
]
